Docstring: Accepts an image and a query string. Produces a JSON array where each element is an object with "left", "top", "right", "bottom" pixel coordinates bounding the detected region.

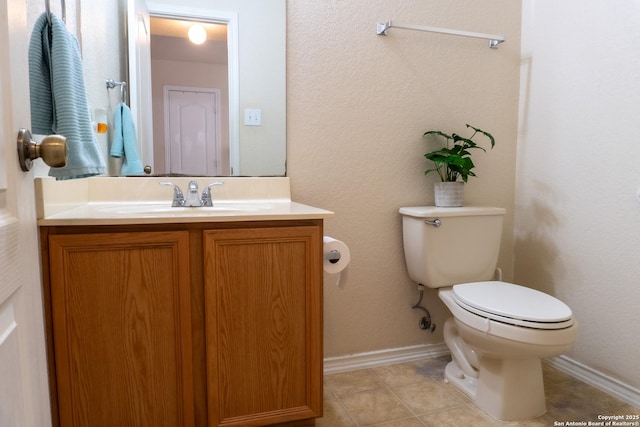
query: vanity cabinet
[
  {"left": 45, "top": 231, "right": 194, "bottom": 427},
  {"left": 40, "top": 220, "right": 323, "bottom": 427},
  {"left": 204, "top": 226, "right": 322, "bottom": 426}
]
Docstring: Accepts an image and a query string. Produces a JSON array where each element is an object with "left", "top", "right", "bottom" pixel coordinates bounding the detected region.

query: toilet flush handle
[{"left": 425, "top": 218, "right": 441, "bottom": 227}]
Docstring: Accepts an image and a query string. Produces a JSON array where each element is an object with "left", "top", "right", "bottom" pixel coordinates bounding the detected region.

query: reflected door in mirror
[{"left": 166, "top": 87, "right": 221, "bottom": 176}]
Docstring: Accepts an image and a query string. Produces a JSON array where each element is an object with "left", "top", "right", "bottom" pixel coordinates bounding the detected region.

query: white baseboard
[
  {"left": 546, "top": 355, "right": 640, "bottom": 409},
  {"left": 323, "top": 345, "right": 640, "bottom": 410},
  {"left": 323, "top": 343, "right": 449, "bottom": 374}
]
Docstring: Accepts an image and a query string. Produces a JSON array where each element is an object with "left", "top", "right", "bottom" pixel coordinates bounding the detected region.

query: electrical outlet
[{"left": 244, "top": 108, "right": 262, "bottom": 126}]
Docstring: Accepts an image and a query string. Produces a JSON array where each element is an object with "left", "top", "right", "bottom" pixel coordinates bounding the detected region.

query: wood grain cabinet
[
  {"left": 41, "top": 221, "right": 323, "bottom": 427},
  {"left": 204, "top": 226, "right": 322, "bottom": 427},
  {"left": 46, "top": 231, "right": 194, "bottom": 427}
]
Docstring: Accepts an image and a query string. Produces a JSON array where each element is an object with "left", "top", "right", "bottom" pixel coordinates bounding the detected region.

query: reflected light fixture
[{"left": 188, "top": 24, "right": 207, "bottom": 45}]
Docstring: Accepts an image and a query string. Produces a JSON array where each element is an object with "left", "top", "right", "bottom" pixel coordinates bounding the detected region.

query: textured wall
[
  {"left": 516, "top": 0, "right": 640, "bottom": 390},
  {"left": 287, "top": 0, "right": 522, "bottom": 357}
]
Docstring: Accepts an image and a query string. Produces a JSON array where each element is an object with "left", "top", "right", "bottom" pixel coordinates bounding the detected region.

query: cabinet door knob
[{"left": 17, "top": 128, "right": 67, "bottom": 172}]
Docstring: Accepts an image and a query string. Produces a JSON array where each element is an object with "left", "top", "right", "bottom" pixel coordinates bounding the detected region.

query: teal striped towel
[
  {"left": 110, "top": 102, "right": 144, "bottom": 175},
  {"left": 29, "top": 12, "right": 105, "bottom": 180}
]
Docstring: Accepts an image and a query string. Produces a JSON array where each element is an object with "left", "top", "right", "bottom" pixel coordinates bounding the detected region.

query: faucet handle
[
  {"left": 201, "top": 182, "right": 224, "bottom": 207},
  {"left": 159, "top": 181, "right": 185, "bottom": 207}
]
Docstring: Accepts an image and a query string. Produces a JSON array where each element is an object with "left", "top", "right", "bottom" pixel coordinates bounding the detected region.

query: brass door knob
[{"left": 17, "top": 128, "right": 67, "bottom": 172}]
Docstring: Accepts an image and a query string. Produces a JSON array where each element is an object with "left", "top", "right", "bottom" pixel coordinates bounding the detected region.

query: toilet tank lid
[{"left": 399, "top": 206, "right": 506, "bottom": 218}]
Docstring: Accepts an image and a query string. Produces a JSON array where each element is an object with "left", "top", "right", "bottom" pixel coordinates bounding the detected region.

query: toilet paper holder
[{"left": 325, "top": 250, "right": 341, "bottom": 264}]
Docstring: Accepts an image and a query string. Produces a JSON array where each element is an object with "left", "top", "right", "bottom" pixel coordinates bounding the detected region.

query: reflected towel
[
  {"left": 110, "top": 102, "right": 143, "bottom": 175},
  {"left": 29, "top": 12, "right": 105, "bottom": 180}
]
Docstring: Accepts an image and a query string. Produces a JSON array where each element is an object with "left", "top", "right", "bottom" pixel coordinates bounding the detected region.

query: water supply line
[{"left": 412, "top": 284, "right": 436, "bottom": 332}]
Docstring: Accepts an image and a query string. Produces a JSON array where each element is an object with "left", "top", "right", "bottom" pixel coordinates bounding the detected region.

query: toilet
[{"left": 399, "top": 206, "right": 578, "bottom": 421}]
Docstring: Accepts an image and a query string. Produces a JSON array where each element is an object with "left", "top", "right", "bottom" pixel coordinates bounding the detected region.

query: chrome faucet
[
  {"left": 200, "top": 182, "right": 224, "bottom": 207},
  {"left": 160, "top": 181, "right": 186, "bottom": 206},
  {"left": 160, "top": 181, "right": 224, "bottom": 207},
  {"left": 185, "top": 181, "right": 201, "bottom": 206}
]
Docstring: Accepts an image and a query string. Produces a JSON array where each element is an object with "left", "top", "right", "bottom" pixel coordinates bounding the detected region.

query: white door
[
  {"left": 165, "top": 87, "right": 221, "bottom": 175},
  {"left": 0, "top": 0, "right": 52, "bottom": 426},
  {"left": 127, "top": 0, "right": 154, "bottom": 173}
]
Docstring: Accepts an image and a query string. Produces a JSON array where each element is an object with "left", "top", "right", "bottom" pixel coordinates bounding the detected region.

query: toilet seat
[{"left": 452, "top": 281, "right": 574, "bottom": 330}]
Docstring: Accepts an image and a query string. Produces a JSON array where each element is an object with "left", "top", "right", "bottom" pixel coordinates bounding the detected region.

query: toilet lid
[{"left": 452, "top": 281, "right": 574, "bottom": 330}]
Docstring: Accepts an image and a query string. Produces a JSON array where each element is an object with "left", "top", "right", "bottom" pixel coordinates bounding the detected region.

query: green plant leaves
[
  {"left": 422, "top": 124, "right": 495, "bottom": 183},
  {"left": 465, "top": 124, "right": 495, "bottom": 149},
  {"left": 423, "top": 130, "right": 453, "bottom": 140}
]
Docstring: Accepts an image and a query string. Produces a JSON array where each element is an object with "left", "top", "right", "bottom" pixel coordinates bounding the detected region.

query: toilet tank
[{"left": 399, "top": 206, "right": 506, "bottom": 288}]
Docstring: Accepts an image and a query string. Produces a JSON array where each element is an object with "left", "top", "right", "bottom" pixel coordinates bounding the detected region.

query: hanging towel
[
  {"left": 29, "top": 12, "right": 105, "bottom": 180},
  {"left": 110, "top": 102, "right": 144, "bottom": 175}
]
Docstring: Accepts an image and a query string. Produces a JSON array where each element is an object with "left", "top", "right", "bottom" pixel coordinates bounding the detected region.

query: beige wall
[
  {"left": 515, "top": 0, "right": 640, "bottom": 390},
  {"left": 287, "top": 0, "right": 522, "bottom": 357}
]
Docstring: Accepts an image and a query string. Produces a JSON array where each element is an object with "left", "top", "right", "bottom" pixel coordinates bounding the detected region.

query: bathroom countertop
[
  {"left": 36, "top": 201, "right": 334, "bottom": 226},
  {"left": 35, "top": 177, "right": 334, "bottom": 226}
]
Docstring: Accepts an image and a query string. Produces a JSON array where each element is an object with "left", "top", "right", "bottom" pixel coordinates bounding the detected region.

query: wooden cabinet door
[
  {"left": 204, "top": 225, "right": 322, "bottom": 427},
  {"left": 48, "top": 231, "right": 194, "bottom": 427}
]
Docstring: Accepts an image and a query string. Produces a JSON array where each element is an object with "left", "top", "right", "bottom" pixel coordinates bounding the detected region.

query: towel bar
[
  {"left": 377, "top": 19, "right": 505, "bottom": 49},
  {"left": 45, "top": 0, "right": 66, "bottom": 23},
  {"left": 106, "top": 79, "right": 128, "bottom": 103}
]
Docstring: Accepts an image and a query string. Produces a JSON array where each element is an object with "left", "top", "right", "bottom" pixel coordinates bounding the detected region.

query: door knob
[{"left": 17, "top": 128, "right": 67, "bottom": 171}]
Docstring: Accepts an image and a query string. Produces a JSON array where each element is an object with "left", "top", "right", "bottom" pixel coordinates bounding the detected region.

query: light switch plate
[{"left": 244, "top": 108, "right": 262, "bottom": 126}]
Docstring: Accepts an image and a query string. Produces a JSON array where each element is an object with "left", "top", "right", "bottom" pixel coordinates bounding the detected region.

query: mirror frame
[{"left": 127, "top": 0, "right": 240, "bottom": 175}]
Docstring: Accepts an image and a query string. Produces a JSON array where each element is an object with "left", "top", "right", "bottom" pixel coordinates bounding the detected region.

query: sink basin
[{"left": 96, "top": 202, "right": 272, "bottom": 215}]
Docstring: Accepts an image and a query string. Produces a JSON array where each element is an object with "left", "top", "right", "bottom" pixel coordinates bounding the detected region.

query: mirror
[
  {"left": 128, "top": 0, "right": 286, "bottom": 177},
  {"left": 150, "top": 16, "right": 231, "bottom": 176}
]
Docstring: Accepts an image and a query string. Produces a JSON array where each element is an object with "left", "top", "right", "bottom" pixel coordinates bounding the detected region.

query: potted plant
[{"left": 423, "top": 124, "right": 495, "bottom": 207}]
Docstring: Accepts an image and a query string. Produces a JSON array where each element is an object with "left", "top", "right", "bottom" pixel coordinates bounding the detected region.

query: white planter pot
[{"left": 434, "top": 182, "right": 464, "bottom": 207}]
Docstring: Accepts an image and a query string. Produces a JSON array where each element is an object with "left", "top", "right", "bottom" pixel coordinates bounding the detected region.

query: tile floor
[{"left": 319, "top": 356, "right": 640, "bottom": 427}]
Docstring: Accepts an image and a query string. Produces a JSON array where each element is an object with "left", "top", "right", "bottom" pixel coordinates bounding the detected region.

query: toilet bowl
[
  {"left": 439, "top": 282, "right": 578, "bottom": 420},
  {"left": 399, "top": 206, "right": 578, "bottom": 421}
]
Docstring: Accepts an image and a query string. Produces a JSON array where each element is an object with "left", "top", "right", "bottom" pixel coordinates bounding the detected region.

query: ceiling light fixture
[{"left": 188, "top": 24, "right": 207, "bottom": 45}]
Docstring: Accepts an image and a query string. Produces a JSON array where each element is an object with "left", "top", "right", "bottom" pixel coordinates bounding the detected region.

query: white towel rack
[{"left": 376, "top": 20, "right": 505, "bottom": 49}]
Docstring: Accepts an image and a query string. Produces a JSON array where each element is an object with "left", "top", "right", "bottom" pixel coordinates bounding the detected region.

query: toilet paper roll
[{"left": 323, "top": 236, "right": 351, "bottom": 286}]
